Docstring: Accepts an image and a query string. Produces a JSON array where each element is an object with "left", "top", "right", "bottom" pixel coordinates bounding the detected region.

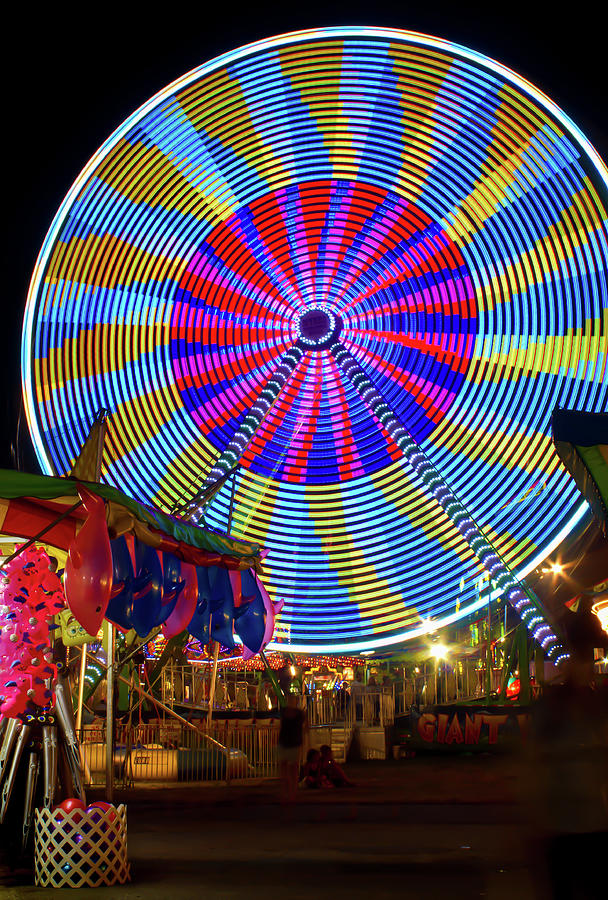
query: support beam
[
  {"left": 261, "top": 651, "right": 287, "bottom": 707},
  {"left": 207, "top": 640, "right": 220, "bottom": 728},
  {"left": 105, "top": 623, "right": 114, "bottom": 803},
  {"left": 498, "top": 630, "right": 519, "bottom": 705},
  {"left": 330, "top": 341, "right": 566, "bottom": 662}
]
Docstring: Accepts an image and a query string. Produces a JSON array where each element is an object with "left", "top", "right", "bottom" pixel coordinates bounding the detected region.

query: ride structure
[{"left": 0, "top": 420, "right": 279, "bottom": 852}]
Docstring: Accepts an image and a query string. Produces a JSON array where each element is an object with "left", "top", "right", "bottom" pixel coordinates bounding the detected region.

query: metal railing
[
  {"left": 306, "top": 692, "right": 346, "bottom": 726},
  {"left": 161, "top": 664, "right": 264, "bottom": 711},
  {"left": 393, "top": 664, "right": 505, "bottom": 714},
  {"left": 360, "top": 691, "right": 395, "bottom": 727},
  {"left": 306, "top": 689, "right": 394, "bottom": 728},
  {"left": 78, "top": 720, "right": 279, "bottom": 786}
]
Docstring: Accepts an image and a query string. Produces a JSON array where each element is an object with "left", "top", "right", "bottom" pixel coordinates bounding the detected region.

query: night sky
[{"left": 3, "top": 0, "right": 607, "bottom": 472}]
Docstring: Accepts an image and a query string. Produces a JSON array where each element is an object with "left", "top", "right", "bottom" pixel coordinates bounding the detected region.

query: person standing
[
  {"left": 278, "top": 693, "right": 306, "bottom": 802},
  {"left": 350, "top": 670, "right": 365, "bottom": 722}
]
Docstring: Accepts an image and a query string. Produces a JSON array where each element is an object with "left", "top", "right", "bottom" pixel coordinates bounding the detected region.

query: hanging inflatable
[
  {"left": 63, "top": 487, "right": 112, "bottom": 637},
  {"left": 0, "top": 469, "right": 276, "bottom": 661}
]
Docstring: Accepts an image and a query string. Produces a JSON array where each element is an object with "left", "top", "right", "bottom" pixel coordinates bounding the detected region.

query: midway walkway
[{"left": 0, "top": 755, "right": 557, "bottom": 899}]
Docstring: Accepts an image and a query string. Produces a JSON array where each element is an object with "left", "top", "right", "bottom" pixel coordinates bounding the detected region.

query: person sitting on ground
[
  {"left": 300, "top": 748, "right": 323, "bottom": 788},
  {"left": 319, "top": 744, "right": 355, "bottom": 787}
]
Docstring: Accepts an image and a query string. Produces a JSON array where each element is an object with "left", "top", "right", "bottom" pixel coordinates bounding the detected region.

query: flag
[{"left": 70, "top": 410, "right": 108, "bottom": 481}]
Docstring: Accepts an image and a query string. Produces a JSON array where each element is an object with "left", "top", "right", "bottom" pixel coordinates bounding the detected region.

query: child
[
  {"left": 319, "top": 744, "right": 355, "bottom": 787},
  {"left": 300, "top": 748, "right": 322, "bottom": 788}
]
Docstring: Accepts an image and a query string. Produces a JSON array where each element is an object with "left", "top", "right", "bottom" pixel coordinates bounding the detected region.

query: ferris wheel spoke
[{"left": 329, "top": 338, "right": 565, "bottom": 659}]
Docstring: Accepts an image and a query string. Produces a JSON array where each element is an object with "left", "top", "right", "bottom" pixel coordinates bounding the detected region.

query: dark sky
[{"left": 3, "top": 0, "right": 607, "bottom": 472}]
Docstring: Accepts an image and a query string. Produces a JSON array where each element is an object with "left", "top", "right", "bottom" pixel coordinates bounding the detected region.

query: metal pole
[
  {"left": 486, "top": 585, "right": 492, "bottom": 701},
  {"left": 518, "top": 626, "right": 532, "bottom": 705},
  {"left": 207, "top": 641, "right": 220, "bottom": 728},
  {"left": 105, "top": 623, "right": 115, "bottom": 803},
  {"left": 75, "top": 643, "right": 87, "bottom": 733},
  {"left": 94, "top": 412, "right": 107, "bottom": 481}
]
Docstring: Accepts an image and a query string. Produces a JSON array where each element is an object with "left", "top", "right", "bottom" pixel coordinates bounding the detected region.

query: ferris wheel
[{"left": 22, "top": 28, "right": 608, "bottom": 653}]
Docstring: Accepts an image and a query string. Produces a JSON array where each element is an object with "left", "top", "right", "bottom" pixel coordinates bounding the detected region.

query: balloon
[
  {"left": 186, "top": 568, "right": 211, "bottom": 643},
  {"left": 240, "top": 569, "right": 258, "bottom": 597},
  {"left": 105, "top": 537, "right": 135, "bottom": 630},
  {"left": 130, "top": 540, "right": 163, "bottom": 637},
  {"left": 64, "top": 486, "right": 112, "bottom": 636},
  {"left": 229, "top": 570, "right": 242, "bottom": 608},
  {"left": 161, "top": 553, "right": 185, "bottom": 605},
  {"left": 234, "top": 590, "right": 265, "bottom": 658},
  {"left": 54, "top": 797, "right": 86, "bottom": 824},
  {"left": 86, "top": 801, "right": 117, "bottom": 822},
  {"left": 208, "top": 567, "right": 236, "bottom": 648},
  {"left": 162, "top": 562, "right": 198, "bottom": 639},
  {"left": 58, "top": 798, "right": 87, "bottom": 811},
  {"left": 260, "top": 575, "right": 284, "bottom": 654},
  {"left": 146, "top": 552, "right": 183, "bottom": 629}
]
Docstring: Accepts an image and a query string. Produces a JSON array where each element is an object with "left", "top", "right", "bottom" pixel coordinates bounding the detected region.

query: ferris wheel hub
[{"left": 295, "top": 305, "right": 341, "bottom": 348}]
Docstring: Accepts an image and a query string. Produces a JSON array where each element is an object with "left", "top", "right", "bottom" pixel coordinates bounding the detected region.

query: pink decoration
[
  {"left": 64, "top": 486, "right": 112, "bottom": 636},
  {"left": 0, "top": 545, "right": 63, "bottom": 721}
]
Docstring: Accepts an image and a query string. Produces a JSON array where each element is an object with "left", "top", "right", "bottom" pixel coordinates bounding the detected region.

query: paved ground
[{"left": 0, "top": 755, "right": 552, "bottom": 899}]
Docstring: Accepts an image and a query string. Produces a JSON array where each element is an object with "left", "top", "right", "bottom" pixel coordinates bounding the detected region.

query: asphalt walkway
[{"left": 0, "top": 755, "right": 551, "bottom": 899}]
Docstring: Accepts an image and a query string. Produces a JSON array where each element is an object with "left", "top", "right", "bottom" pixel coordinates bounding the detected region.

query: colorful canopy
[{"left": 0, "top": 469, "right": 262, "bottom": 570}]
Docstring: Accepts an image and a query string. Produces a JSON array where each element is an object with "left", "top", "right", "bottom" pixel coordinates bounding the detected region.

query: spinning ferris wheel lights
[{"left": 21, "top": 28, "right": 608, "bottom": 654}]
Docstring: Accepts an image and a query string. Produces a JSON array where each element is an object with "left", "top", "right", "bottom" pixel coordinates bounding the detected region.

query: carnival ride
[
  {"left": 0, "top": 434, "right": 279, "bottom": 854},
  {"left": 20, "top": 28, "right": 608, "bottom": 657}
]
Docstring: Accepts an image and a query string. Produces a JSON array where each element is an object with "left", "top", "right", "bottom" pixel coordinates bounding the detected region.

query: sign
[{"left": 407, "top": 705, "right": 530, "bottom": 750}]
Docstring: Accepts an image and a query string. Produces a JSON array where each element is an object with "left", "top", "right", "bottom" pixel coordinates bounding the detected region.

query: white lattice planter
[{"left": 34, "top": 805, "right": 130, "bottom": 888}]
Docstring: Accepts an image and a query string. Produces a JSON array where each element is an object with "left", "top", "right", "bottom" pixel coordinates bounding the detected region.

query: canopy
[
  {"left": 0, "top": 469, "right": 262, "bottom": 572},
  {"left": 552, "top": 409, "right": 608, "bottom": 538}
]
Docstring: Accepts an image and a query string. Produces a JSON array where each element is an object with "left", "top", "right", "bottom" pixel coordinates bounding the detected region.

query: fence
[
  {"left": 305, "top": 689, "right": 394, "bottom": 728},
  {"left": 79, "top": 720, "right": 279, "bottom": 787},
  {"left": 78, "top": 689, "right": 397, "bottom": 787},
  {"left": 393, "top": 662, "right": 503, "bottom": 714},
  {"left": 161, "top": 664, "right": 257, "bottom": 711}
]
